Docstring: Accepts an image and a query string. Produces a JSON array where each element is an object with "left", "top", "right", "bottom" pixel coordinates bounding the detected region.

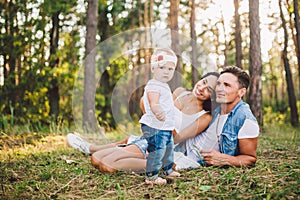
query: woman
[{"left": 67, "top": 72, "right": 219, "bottom": 173}]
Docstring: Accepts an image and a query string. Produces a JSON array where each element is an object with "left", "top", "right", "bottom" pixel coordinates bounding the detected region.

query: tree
[
  {"left": 220, "top": 8, "right": 230, "bottom": 66},
  {"left": 45, "top": 0, "right": 78, "bottom": 122},
  {"left": 190, "top": 0, "right": 199, "bottom": 86},
  {"left": 279, "top": 0, "right": 299, "bottom": 127},
  {"left": 234, "top": 0, "right": 243, "bottom": 68},
  {"left": 83, "top": 0, "right": 99, "bottom": 133},
  {"left": 248, "top": 0, "right": 263, "bottom": 126},
  {"left": 169, "top": 0, "right": 182, "bottom": 90},
  {"left": 48, "top": 6, "right": 60, "bottom": 121},
  {"left": 2, "top": 0, "right": 18, "bottom": 113},
  {"left": 293, "top": 0, "right": 300, "bottom": 88}
]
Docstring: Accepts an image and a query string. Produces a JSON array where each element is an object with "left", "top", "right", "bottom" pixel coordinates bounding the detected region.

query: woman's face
[{"left": 192, "top": 75, "right": 218, "bottom": 100}]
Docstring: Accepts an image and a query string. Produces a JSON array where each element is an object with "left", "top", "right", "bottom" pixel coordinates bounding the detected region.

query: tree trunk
[
  {"left": 144, "top": 0, "right": 149, "bottom": 27},
  {"left": 3, "top": 0, "right": 17, "bottom": 113},
  {"left": 269, "top": 57, "right": 279, "bottom": 108},
  {"left": 190, "top": 0, "right": 198, "bottom": 86},
  {"left": 150, "top": 0, "right": 153, "bottom": 26},
  {"left": 169, "top": 0, "right": 181, "bottom": 90},
  {"left": 234, "top": 0, "right": 243, "bottom": 68},
  {"left": 48, "top": 11, "right": 60, "bottom": 121},
  {"left": 220, "top": 10, "right": 229, "bottom": 66},
  {"left": 137, "top": 0, "right": 143, "bottom": 26},
  {"left": 83, "top": 0, "right": 98, "bottom": 133},
  {"left": 293, "top": 0, "right": 300, "bottom": 90},
  {"left": 248, "top": 0, "right": 263, "bottom": 126},
  {"left": 279, "top": 0, "right": 299, "bottom": 127}
]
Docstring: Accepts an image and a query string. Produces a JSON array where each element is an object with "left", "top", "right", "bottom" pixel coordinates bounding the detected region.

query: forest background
[
  {"left": 0, "top": 0, "right": 299, "bottom": 199},
  {"left": 0, "top": 0, "right": 299, "bottom": 133}
]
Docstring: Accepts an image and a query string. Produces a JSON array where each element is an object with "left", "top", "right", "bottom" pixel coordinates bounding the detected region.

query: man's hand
[
  {"left": 201, "top": 149, "right": 228, "bottom": 166},
  {"left": 201, "top": 142, "right": 258, "bottom": 167}
]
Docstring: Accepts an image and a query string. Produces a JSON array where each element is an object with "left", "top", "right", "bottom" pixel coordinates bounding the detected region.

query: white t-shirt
[
  {"left": 174, "top": 107, "right": 207, "bottom": 133},
  {"left": 139, "top": 79, "right": 175, "bottom": 130},
  {"left": 185, "top": 114, "right": 259, "bottom": 162}
]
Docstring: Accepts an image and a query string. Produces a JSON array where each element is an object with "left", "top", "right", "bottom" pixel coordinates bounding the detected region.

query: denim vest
[{"left": 210, "top": 100, "right": 258, "bottom": 156}]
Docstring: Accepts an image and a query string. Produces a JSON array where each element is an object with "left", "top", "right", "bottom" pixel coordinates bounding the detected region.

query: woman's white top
[{"left": 173, "top": 90, "right": 208, "bottom": 132}]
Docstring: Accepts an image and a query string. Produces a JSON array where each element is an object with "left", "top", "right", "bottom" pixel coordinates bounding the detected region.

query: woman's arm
[
  {"left": 172, "top": 87, "right": 186, "bottom": 100},
  {"left": 172, "top": 87, "right": 186, "bottom": 110},
  {"left": 173, "top": 113, "right": 212, "bottom": 144}
]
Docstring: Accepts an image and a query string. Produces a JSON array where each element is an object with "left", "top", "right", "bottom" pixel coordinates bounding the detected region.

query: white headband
[{"left": 151, "top": 52, "right": 177, "bottom": 67}]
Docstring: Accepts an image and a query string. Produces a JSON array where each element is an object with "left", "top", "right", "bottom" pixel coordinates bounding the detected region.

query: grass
[{"left": 0, "top": 125, "right": 299, "bottom": 199}]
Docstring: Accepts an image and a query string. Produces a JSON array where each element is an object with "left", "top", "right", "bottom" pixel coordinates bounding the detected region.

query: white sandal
[
  {"left": 145, "top": 177, "right": 167, "bottom": 185},
  {"left": 167, "top": 171, "right": 181, "bottom": 177}
]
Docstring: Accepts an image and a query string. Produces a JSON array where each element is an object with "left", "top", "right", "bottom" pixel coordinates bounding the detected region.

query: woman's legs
[
  {"left": 89, "top": 136, "right": 129, "bottom": 154},
  {"left": 91, "top": 145, "right": 146, "bottom": 173},
  {"left": 67, "top": 133, "right": 130, "bottom": 154}
]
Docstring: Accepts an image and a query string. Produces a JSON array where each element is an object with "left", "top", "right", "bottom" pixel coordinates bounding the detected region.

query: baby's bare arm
[{"left": 147, "top": 91, "right": 165, "bottom": 121}]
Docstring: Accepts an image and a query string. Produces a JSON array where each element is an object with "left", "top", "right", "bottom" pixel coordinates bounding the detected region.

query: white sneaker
[{"left": 67, "top": 133, "right": 91, "bottom": 155}]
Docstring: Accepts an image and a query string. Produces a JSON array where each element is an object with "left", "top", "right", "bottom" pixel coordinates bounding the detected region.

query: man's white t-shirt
[{"left": 184, "top": 114, "right": 259, "bottom": 162}]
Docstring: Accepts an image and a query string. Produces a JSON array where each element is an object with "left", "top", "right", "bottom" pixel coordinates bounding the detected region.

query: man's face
[{"left": 215, "top": 73, "right": 244, "bottom": 104}]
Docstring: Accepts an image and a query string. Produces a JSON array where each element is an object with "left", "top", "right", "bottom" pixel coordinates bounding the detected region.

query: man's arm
[{"left": 201, "top": 137, "right": 258, "bottom": 167}]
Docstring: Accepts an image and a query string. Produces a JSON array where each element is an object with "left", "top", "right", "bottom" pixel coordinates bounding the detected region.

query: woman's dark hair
[
  {"left": 202, "top": 100, "right": 212, "bottom": 112},
  {"left": 200, "top": 72, "right": 220, "bottom": 112}
]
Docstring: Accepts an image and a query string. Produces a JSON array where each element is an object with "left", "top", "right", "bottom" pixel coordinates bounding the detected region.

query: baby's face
[{"left": 151, "top": 62, "right": 176, "bottom": 83}]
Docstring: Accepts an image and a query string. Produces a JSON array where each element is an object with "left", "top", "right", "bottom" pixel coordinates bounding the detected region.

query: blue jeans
[{"left": 141, "top": 124, "right": 174, "bottom": 179}]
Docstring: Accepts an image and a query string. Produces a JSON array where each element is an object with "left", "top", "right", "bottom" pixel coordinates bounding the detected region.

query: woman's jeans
[{"left": 141, "top": 124, "right": 174, "bottom": 179}]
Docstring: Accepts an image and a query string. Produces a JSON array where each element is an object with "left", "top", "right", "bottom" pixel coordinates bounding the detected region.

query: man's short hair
[{"left": 220, "top": 66, "right": 250, "bottom": 89}]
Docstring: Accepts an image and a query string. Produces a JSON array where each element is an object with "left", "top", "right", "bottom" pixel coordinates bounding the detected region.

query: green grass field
[{"left": 0, "top": 125, "right": 299, "bottom": 199}]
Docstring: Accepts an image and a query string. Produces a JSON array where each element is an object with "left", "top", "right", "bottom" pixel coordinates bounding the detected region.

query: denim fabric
[
  {"left": 210, "top": 100, "right": 258, "bottom": 156},
  {"left": 141, "top": 124, "right": 174, "bottom": 179},
  {"left": 174, "top": 142, "right": 187, "bottom": 155},
  {"left": 128, "top": 137, "right": 148, "bottom": 158}
]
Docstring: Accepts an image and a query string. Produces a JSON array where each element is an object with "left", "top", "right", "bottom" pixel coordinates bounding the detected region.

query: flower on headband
[
  {"left": 151, "top": 53, "right": 166, "bottom": 67},
  {"left": 157, "top": 55, "right": 164, "bottom": 62},
  {"left": 151, "top": 51, "right": 177, "bottom": 67},
  {"left": 156, "top": 54, "right": 167, "bottom": 67}
]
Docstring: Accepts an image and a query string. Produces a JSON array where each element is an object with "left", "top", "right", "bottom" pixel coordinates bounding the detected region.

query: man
[{"left": 200, "top": 66, "right": 259, "bottom": 167}]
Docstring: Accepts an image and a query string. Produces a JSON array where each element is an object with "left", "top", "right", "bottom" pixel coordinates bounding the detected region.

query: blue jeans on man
[{"left": 141, "top": 124, "right": 174, "bottom": 179}]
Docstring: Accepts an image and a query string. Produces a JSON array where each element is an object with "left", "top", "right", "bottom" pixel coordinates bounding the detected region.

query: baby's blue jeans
[{"left": 141, "top": 124, "right": 174, "bottom": 179}]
